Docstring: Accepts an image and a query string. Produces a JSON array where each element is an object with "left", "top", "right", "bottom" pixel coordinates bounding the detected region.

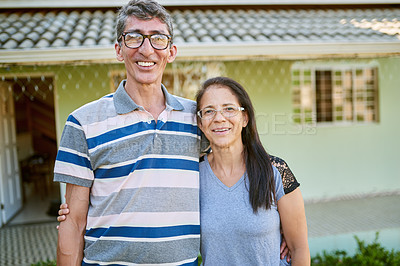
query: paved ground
[
  {"left": 1, "top": 193, "right": 399, "bottom": 265},
  {"left": 306, "top": 193, "right": 400, "bottom": 238},
  {"left": 0, "top": 221, "right": 58, "bottom": 265}
]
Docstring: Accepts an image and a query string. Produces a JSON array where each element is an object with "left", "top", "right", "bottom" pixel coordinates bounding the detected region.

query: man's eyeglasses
[
  {"left": 118, "top": 32, "right": 172, "bottom": 50},
  {"left": 197, "top": 106, "right": 245, "bottom": 120}
]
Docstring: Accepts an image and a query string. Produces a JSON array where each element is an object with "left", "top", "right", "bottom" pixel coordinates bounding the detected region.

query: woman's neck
[{"left": 208, "top": 144, "right": 246, "bottom": 187}]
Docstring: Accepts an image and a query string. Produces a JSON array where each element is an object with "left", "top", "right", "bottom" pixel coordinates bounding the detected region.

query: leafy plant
[
  {"left": 312, "top": 232, "right": 400, "bottom": 265},
  {"left": 32, "top": 233, "right": 400, "bottom": 266}
]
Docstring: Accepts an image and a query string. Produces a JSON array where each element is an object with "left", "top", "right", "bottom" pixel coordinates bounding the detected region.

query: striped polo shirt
[{"left": 54, "top": 80, "right": 201, "bottom": 265}]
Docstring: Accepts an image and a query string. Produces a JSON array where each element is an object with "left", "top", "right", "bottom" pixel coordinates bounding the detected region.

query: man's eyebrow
[{"left": 124, "top": 29, "right": 168, "bottom": 35}]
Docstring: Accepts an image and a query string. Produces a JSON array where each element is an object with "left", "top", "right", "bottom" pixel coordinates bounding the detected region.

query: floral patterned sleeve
[{"left": 270, "top": 155, "right": 300, "bottom": 194}]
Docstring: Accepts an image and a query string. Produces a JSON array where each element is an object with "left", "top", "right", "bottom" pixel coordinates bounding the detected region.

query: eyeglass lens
[
  {"left": 200, "top": 106, "right": 242, "bottom": 119},
  {"left": 124, "top": 33, "right": 170, "bottom": 50}
]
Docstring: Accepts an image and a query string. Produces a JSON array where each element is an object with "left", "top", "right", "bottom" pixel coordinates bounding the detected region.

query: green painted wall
[
  {"left": 224, "top": 57, "right": 400, "bottom": 200},
  {"left": 2, "top": 56, "right": 399, "bottom": 201},
  {"left": 53, "top": 64, "right": 124, "bottom": 137}
]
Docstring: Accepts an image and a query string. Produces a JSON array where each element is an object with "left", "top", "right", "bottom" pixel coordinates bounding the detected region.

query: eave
[{"left": 1, "top": 42, "right": 400, "bottom": 66}]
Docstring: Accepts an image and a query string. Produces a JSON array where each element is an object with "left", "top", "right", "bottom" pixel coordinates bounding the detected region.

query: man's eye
[
  {"left": 152, "top": 35, "right": 163, "bottom": 41},
  {"left": 126, "top": 34, "right": 142, "bottom": 41}
]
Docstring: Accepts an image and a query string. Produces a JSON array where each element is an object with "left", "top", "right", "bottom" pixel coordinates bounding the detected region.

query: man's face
[{"left": 115, "top": 16, "right": 177, "bottom": 86}]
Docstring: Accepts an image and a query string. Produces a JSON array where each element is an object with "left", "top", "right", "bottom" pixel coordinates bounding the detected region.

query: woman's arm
[
  {"left": 270, "top": 155, "right": 300, "bottom": 261},
  {"left": 278, "top": 188, "right": 310, "bottom": 266}
]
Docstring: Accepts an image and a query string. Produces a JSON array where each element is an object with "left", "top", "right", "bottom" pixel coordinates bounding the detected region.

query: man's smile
[{"left": 137, "top": 61, "right": 155, "bottom": 67}]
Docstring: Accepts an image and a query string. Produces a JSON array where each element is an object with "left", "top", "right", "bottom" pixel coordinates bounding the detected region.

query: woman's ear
[
  {"left": 197, "top": 118, "right": 204, "bottom": 131},
  {"left": 242, "top": 112, "right": 249, "bottom": 128}
]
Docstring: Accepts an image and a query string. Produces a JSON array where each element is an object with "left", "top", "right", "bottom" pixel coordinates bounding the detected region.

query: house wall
[
  {"left": 53, "top": 64, "right": 124, "bottom": 137},
  {"left": 224, "top": 57, "right": 400, "bottom": 201},
  {"left": 2, "top": 56, "right": 398, "bottom": 202}
]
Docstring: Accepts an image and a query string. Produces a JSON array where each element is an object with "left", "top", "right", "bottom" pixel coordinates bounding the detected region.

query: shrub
[{"left": 312, "top": 232, "right": 400, "bottom": 265}]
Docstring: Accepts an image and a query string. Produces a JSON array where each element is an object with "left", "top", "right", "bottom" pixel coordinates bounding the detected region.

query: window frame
[{"left": 291, "top": 63, "right": 379, "bottom": 126}]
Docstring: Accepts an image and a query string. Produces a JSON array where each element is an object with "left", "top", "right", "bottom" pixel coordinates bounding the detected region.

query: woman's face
[{"left": 198, "top": 85, "right": 248, "bottom": 150}]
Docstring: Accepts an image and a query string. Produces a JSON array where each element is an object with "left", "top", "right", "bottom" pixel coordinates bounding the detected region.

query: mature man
[{"left": 54, "top": 0, "right": 201, "bottom": 264}]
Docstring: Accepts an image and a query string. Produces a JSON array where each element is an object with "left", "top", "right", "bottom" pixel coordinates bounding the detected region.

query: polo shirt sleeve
[{"left": 53, "top": 114, "right": 94, "bottom": 188}]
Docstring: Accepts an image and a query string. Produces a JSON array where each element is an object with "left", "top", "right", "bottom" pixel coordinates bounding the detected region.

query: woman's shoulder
[
  {"left": 199, "top": 155, "right": 208, "bottom": 170},
  {"left": 269, "top": 155, "right": 291, "bottom": 177},
  {"left": 269, "top": 154, "right": 300, "bottom": 194}
]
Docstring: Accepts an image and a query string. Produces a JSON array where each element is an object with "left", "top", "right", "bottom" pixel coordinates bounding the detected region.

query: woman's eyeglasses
[{"left": 197, "top": 106, "right": 245, "bottom": 120}]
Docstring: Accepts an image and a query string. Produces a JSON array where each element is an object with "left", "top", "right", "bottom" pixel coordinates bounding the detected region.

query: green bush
[
  {"left": 33, "top": 233, "right": 399, "bottom": 266},
  {"left": 312, "top": 232, "right": 400, "bottom": 266}
]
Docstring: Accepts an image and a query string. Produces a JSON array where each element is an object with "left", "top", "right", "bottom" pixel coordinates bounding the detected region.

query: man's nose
[{"left": 138, "top": 38, "right": 154, "bottom": 55}]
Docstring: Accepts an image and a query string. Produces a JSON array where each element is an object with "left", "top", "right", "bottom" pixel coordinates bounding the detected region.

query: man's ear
[
  {"left": 167, "top": 44, "right": 177, "bottom": 63},
  {"left": 115, "top": 42, "right": 124, "bottom": 62}
]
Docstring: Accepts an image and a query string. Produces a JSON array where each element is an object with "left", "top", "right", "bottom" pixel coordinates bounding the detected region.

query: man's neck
[{"left": 124, "top": 79, "right": 166, "bottom": 120}]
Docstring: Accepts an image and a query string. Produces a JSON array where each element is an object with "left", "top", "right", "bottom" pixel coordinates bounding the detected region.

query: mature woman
[
  {"left": 196, "top": 77, "right": 309, "bottom": 265},
  {"left": 57, "top": 76, "right": 309, "bottom": 265}
]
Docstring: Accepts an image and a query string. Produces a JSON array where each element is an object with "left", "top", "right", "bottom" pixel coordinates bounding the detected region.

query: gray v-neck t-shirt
[{"left": 200, "top": 155, "right": 285, "bottom": 265}]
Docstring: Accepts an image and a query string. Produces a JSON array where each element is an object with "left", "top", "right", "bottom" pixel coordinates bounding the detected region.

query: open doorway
[{"left": 1, "top": 75, "right": 59, "bottom": 226}]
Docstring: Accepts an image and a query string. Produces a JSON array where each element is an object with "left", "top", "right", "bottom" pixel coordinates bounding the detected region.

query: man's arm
[{"left": 57, "top": 183, "right": 90, "bottom": 265}]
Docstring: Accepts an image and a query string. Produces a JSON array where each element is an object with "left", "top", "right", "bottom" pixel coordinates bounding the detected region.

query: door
[{"left": 0, "top": 81, "right": 22, "bottom": 227}]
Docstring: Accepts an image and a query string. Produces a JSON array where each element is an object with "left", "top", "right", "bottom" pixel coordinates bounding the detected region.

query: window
[{"left": 292, "top": 65, "right": 379, "bottom": 124}]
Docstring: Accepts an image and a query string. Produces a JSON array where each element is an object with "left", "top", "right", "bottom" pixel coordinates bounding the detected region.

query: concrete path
[{"left": 306, "top": 193, "right": 400, "bottom": 256}]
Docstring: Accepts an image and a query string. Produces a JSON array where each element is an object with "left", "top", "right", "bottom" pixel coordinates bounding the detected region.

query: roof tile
[
  {"left": 35, "top": 39, "right": 50, "bottom": 48},
  {"left": 49, "top": 38, "right": 64, "bottom": 47},
  {"left": 83, "top": 38, "right": 96, "bottom": 46},
  {"left": 41, "top": 32, "right": 55, "bottom": 41},
  {"left": 0, "top": 32, "right": 9, "bottom": 44},
  {"left": 3, "top": 39, "right": 18, "bottom": 49},
  {"left": 67, "top": 38, "right": 81, "bottom": 47},
  {"left": 27, "top": 31, "right": 40, "bottom": 42},
  {"left": 0, "top": 7, "right": 398, "bottom": 51},
  {"left": 86, "top": 31, "right": 99, "bottom": 40},
  {"left": 12, "top": 32, "right": 25, "bottom": 42},
  {"left": 98, "top": 37, "right": 111, "bottom": 45},
  {"left": 19, "top": 39, "right": 34, "bottom": 49}
]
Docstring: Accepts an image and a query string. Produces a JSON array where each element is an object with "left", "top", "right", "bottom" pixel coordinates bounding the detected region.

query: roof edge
[
  {"left": 1, "top": 42, "right": 400, "bottom": 65},
  {"left": 177, "top": 42, "right": 400, "bottom": 60},
  {"left": 2, "top": 0, "right": 400, "bottom": 8}
]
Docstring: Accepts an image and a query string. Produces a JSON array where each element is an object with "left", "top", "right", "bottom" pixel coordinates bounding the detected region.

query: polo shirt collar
[{"left": 114, "top": 80, "right": 184, "bottom": 114}]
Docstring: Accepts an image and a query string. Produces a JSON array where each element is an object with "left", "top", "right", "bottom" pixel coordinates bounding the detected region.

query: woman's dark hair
[{"left": 196, "top": 76, "right": 276, "bottom": 212}]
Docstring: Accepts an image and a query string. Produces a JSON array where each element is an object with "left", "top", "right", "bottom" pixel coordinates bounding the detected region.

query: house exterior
[{"left": 1, "top": 0, "right": 399, "bottom": 255}]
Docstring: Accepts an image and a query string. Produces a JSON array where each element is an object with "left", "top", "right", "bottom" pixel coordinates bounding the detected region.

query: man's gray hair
[{"left": 116, "top": 0, "right": 174, "bottom": 44}]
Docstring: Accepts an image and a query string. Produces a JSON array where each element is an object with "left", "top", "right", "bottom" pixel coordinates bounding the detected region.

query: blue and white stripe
[{"left": 54, "top": 81, "right": 200, "bottom": 265}]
